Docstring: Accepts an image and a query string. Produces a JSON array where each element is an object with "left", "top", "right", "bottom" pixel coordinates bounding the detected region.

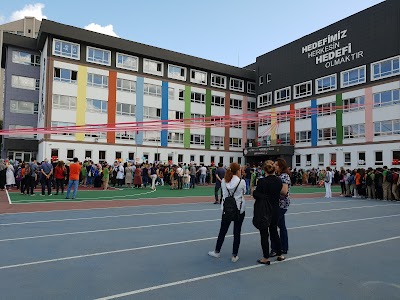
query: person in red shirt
[
  {"left": 54, "top": 161, "right": 67, "bottom": 195},
  {"left": 66, "top": 157, "right": 81, "bottom": 199}
]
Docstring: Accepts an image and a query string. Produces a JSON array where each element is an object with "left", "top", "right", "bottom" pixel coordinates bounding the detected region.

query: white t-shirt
[{"left": 200, "top": 166, "right": 207, "bottom": 175}]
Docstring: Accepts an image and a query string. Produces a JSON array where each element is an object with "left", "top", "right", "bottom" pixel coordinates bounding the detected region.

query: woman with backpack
[
  {"left": 253, "top": 160, "right": 285, "bottom": 264},
  {"left": 208, "top": 162, "right": 246, "bottom": 263}
]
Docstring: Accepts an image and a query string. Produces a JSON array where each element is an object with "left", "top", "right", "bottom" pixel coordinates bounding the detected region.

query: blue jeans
[
  {"left": 199, "top": 174, "right": 206, "bottom": 185},
  {"left": 66, "top": 180, "right": 79, "bottom": 199},
  {"left": 245, "top": 178, "right": 250, "bottom": 194},
  {"left": 271, "top": 208, "right": 288, "bottom": 253},
  {"left": 86, "top": 176, "right": 93, "bottom": 187}
]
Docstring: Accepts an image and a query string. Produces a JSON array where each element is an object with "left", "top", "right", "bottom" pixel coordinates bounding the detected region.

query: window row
[
  {"left": 11, "top": 75, "right": 39, "bottom": 91},
  {"left": 12, "top": 51, "right": 40, "bottom": 66},
  {"left": 258, "top": 55, "right": 399, "bottom": 108},
  {"left": 52, "top": 39, "right": 255, "bottom": 93},
  {"left": 10, "top": 100, "right": 38, "bottom": 115},
  {"left": 374, "top": 119, "right": 400, "bottom": 136}
]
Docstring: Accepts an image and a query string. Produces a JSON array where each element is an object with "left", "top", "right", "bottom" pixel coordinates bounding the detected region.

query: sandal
[
  {"left": 257, "top": 259, "right": 270, "bottom": 265},
  {"left": 277, "top": 255, "right": 285, "bottom": 261}
]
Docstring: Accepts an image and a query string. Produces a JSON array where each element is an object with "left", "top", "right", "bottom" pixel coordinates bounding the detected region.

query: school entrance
[{"left": 243, "top": 145, "right": 294, "bottom": 167}]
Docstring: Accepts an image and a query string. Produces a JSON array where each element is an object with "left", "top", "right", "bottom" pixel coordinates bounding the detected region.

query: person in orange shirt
[
  {"left": 355, "top": 169, "right": 362, "bottom": 198},
  {"left": 66, "top": 157, "right": 81, "bottom": 199}
]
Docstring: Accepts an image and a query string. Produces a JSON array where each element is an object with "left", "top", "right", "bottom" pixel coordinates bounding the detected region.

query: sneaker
[
  {"left": 30, "top": 194, "right": 36, "bottom": 196},
  {"left": 231, "top": 256, "right": 239, "bottom": 263},
  {"left": 48, "top": 194, "right": 53, "bottom": 196},
  {"left": 208, "top": 251, "right": 220, "bottom": 258},
  {"left": 213, "top": 201, "right": 219, "bottom": 204},
  {"left": 40, "top": 194, "right": 45, "bottom": 196}
]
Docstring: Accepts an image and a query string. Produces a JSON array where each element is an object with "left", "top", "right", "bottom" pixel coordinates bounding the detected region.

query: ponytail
[{"left": 224, "top": 162, "right": 240, "bottom": 183}]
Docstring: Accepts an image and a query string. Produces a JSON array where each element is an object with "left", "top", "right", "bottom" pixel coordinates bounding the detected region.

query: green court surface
[{"left": 8, "top": 185, "right": 340, "bottom": 204}]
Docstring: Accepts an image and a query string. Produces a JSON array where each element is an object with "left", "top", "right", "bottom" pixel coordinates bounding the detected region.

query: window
[
  {"left": 371, "top": 56, "right": 399, "bottom": 81},
  {"left": 200, "top": 155, "right": 204, "bottom": 164},
  {"left": 238, "top": 157, "right": 242, "bottom": 165},
  {"left": 99, "top": 151, "right": 106, "bottom": 163},
  {"left": 229, "top": 157, "right": 234, "bottom": 163},
  {"left": 11, "top": 75, "right": 38, "bottom": 90},
  {"left": 116, "top": 103, "right": 135, "bottom": 116},
  {"left": 211, "top": 156, "right": 215, "bottom": 164},
  {"left": 306, "top": 154, "right": 312, "bottom": 166},
  {"left": 219, "top": 157, "right": 224, "bottom": 164},
  {"left": 277, "top": 111, "right": 290, "bottom": 122},
  {"left": 230, "top": 98, "right": 242, "bottom": 109},
  {"left": 191, "top": 134, "right": 205, "bottom": 145},
  {"left": 143, "top": 132, "right": 160, "bottom": 142},
  {"left": 87, "top": 73, "right": 108, "bottom": 88},
  {"left": 343, "top": 96, "right": 365, "bottom": 112},
  {"left": 259, "top": 75, "right": 264, "bottom": 86},
  {"left": 315, "top": 74, "right": 336, "bottom": 94},
  {"left": 144, "top": 59, "right": 163, "bottom": 76},
  {"left": 8, "top": 125, "right": 35, "bottom": 139},
  {"left": 210, "top": 74, "right": 227, "bottom": 89},
  {"left": 10, "top": 100, "right": 35, "bottom": 114},
  {"left": 85, "top": 132, "right": 106, "bottom": 139},
  {"left": 12, "top": 51, "right": 40, "bottom": 66},
  {"left": 116, "top": 131, "right": 135, "bottom": 141},
  {"left": 179, "top": 90, "right": 184, "bottom": 101},
  {"left": 115, "top": 152, "right": 122, "bottom": 159},
  {"left": 51, "top": 121, "right": 75, "bottom": 136},
  {"left": 375, "top": 151, "right": 383, "bottom": 166},
  {"left": 229, "top": 78, "right": 244, "bottom": 92},
  {"left": 275, "top": 87, "right": 291, "bottom": 103},
  {"left": 393, "top": 151, "right": 400, "bottom": 165},
  {"left": 168, "top": 133, "right": 184, "bottom": 144},
  {"left": 86, "top": 99, "right": 108, "bottom": 113},
  {"left": 295, "top": 107, "right": 312, "bottom": 120},
  {"left": 190, "top": 155, "right": 195, "bottom": 162},
  {"left": 85, "top": 150, "right": 92, "bottom": 159},
  {"left": 53, "top": 39, "right": 80, "bottom": 60},
  {"left": 175, "top": 111, "right": 184, "bottom": 120},
  {"left": 295, "top": 155, "right": 301, "bottom": 167},
  {"left": 178, "top": 154, "right": 184, "bottom": 163},
  {"left": 116, "top": 53, "right": 138, "bottom": 71},
  {"left": 341, "top": 65, "right": 366, "bottom": 88},
  {"left": 154, "top": 153, "right": 160, "bottom": 162},
  {"left": 128, "top": 152, "right": 135, "bottom": 160},
  {"left": 166, "top": 88, "right": 174, "bottom": 100},
  {"left": 373, "top": 89, "right": 400, "bottom": 107},
  {"left": 190, "top": 69, "right": 207, "bottom": 85},
  {"left": 51, "top": 149, "right": 59, "bottom": 158},
  {"left": 144, "top": 83, "right": 162, "bottom": 97},
  {"left": 318, "top": 154, "right": 324, "bottom": 166},
  {"left": 191, "top": 92, "right": 206, "bottom": 104},
  {"left": 86, "top": 46, "right": 111, "bottom": 66},
  {"left": 266, "top": 73, "right": 272, "bottom": 83},
  {"left": 211, "top": 95, "right": 225, "bottom": 107},
  {"left": 54, "top": 68, "right": 77, "bottom": 83},
  {"left": 330, "top": 153, "right": 337, "bottom": 165},
  {"left": 211, "top": 136, "right": 224, "bottom": 147},
  {"left": 53, "top": 95, "right": 77, "bottom": 110},
  {"left": 374, "top": 119, "right": 400, "bottom": 136},
  {"left": 67, "top": 150, "right": 74, "bottom": 161},
  {"left": 258, "top": 92, "right": 272, "bottom": 108},
  {"left": 191, "top": 113, "right": 205, "bottom": 122},
  {"left": 229, "top": 138, "right": 242, "bottom": 148},
  {"left": 317, "top": 102, "right": 336, "bottom": 116},
  {"left": 168, "top": 64, "right": 186, "bottom": 81},
  {"left": 344, "top": 124, "right": 365, "bottom": 139},
  {"left": 247, "top": 82, "right": 256, "bottom": 94},
  {"left": 294, "top": 81, "right": 312, "bottom": 99},
  {"left": 247, "top": 101, "right": 256, "bottom": 112},
  {"left": 296, "top": 131, "right": 312, "bottom": 143},
  {"left": 117, "top": 78, "right": 136, "bottom": 92},
  {"left": 277, "top": 133, "right": 290, "bottom": 145},
  {"left": 358, "top": 152, "right": 366, "bottom": 166},
  {"left": 318, "top": 128, "right": 336, "bottom": 141},
  {"left": 344, "top": 153, "right": 351, "bottom": 166},
  {"left": 143, "top": 106, "right": 161, "bottom": 119},
  {"left": 259, "top": 115, "right": 271, "bottom": 126}
]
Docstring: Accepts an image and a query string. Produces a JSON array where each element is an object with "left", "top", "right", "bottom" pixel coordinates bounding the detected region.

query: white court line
[
  {"left": 0, "top": 196, "right": 372, "bottom": 216},
  {"left": 0, "top": 213, "right": 399, "bottom": 271},
  {"left": 5, "top": 189, "right": 11, "bottom": 205},
  {"left": 0, "top": 203, "right": 396, "bottom": 242},
  {"left": 0, "top": 200, "right": 387, "bottom": 226},
  {"left": 94, "top": 235, "right": 400, "bottom": 300}
]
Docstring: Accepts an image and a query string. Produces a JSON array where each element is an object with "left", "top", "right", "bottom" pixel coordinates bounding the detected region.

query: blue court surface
[{"left": 0, "top": 197, "right": 399, "bottom": 299}]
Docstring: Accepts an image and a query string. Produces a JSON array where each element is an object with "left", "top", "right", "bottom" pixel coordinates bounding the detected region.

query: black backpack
[
  {"left": 222, "top": 180, "right": 242, "bottom": 222},
  {"left": 252, "top": 196, "right": 272, "bottom": 230},
  {"left": 386, "top": 171, "right": 393, "bottom": 183}
]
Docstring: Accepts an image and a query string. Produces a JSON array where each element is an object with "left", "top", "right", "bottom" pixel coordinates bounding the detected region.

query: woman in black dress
[{"left": 253, "top": 160, "right": 285, "bottom": 264}]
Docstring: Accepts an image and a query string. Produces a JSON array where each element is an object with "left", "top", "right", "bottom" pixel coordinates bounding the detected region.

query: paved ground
[{"left": 0, "top": 192, "right": 399, "bottom": 299}]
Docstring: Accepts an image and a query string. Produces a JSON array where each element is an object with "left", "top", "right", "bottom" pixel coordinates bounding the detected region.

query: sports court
[{"left": 0, "top": 186, "right": 399, "bottom": 299}]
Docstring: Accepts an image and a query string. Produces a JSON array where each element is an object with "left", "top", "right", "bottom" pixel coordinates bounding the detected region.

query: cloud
[
  {"left": 84, "top": 23, "right": 118, "bottom": 37},
  {"left": 10, "top": 3, "right": 47, "bottom": 22},
  {"left": 0, "top": 15, "right": 5, "bottom": 24}
]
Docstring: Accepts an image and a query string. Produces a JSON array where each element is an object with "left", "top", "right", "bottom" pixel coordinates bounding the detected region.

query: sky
[{"left": 0, "top": 0, "right": 385, "bottom": 67}]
